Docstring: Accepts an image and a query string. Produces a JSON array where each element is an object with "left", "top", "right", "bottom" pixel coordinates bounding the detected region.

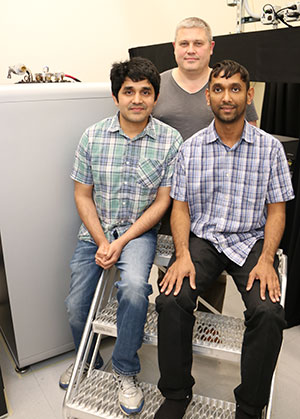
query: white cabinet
[{"left": 0, "top": 83, "right": 116, "bottom": 368}]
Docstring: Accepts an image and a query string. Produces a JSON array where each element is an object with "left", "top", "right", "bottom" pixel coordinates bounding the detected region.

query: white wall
[{"left": 0, "top": 0, "right": 288, "bottom": 85}]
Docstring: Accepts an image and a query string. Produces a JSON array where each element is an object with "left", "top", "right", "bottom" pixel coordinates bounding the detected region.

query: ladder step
[
  {"left": 93, "top": 300, "right": 245, "bottom": 362},
  {"left": 65, "top": 370, "right": 236, "bottom": 419},
  {"left": 153, "top": 234, "right": 174, "bottom": 267}
]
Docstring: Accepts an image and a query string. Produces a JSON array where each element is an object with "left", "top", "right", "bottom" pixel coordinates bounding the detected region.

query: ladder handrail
[{"left": 63, "top": 270, "right": 107, "bottom": 417}]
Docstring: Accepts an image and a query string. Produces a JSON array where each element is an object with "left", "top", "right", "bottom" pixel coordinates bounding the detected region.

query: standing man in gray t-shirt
[
  {"left": 153, "top": 17, "right": 258, "bottom": 141},
  {"left": 152, "top": 17, "right": 258, "bottom": 312}
]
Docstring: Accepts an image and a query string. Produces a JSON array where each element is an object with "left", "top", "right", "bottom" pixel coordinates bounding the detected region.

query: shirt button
[
  {"left": 126, "top": 161, "right": 130, "bottom": 165},
  {"left": 124, "top": 181, "right": 128, "bottom": 185},
  {"left": 123, "top": 202, "right": 126, "bottom": 205}
]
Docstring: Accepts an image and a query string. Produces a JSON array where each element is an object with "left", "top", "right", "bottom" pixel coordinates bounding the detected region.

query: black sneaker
[
  {"left": 235, "top": 404, "right": 262, "bottom": 419},
  {"left": 154, "top": 394, "right": 192, "bottom": 419}
]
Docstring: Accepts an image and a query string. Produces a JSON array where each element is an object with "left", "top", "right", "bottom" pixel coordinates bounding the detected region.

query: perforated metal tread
[
  {"left": 154, "top": 234, "right": 174, "bottom": 267},
  {"left": 64, "top": 370, "right": 236, "bottom": 419},
  {"left": 93, "top": 300, "right": 245, "bottom": 361}
]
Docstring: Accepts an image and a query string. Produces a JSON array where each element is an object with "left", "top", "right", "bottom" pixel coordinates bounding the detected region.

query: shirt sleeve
[
  {"left": 170, "top": 146, "right": 188, "bottom": 201},
  {"left": 159, "top": 132, "right": 183, "bottom": 187},
  {"left": 266, "top": 142, "right": 295, "bottom": 203},
  {"left": 70, "top": 131, "right": 93, "bottom": 185}
]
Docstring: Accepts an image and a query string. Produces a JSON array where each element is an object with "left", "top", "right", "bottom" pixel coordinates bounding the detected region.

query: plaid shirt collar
[
  {"left": 205, "top": 120, "right": 255, "bottom": 146},
  {"left": 107, "top": 112, "right": 157, "bottom": 142}
]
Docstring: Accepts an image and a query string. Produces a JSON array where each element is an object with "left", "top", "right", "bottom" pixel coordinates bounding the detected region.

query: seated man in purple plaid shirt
[
  {"left": 154, "top": 60, "right": 294, "bottom": 419},
  {"left": 61, "top": 57, "right": 182, "bottom": 415}
]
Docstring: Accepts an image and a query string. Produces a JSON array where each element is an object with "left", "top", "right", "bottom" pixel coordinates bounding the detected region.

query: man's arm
[
  {"left": 74, "top": 181, "right": 110, "bottom": 264},
  {"left": 247, "top": 201, "right": 286, "bottom": 303},
  {"left": 99, "top": 186, "right": 172, "bottom": 270},
  {"left": 246, "top": 97, "right": 258, "bottom": 126},
  {"left": 159, "top": 199, "right": 196, "bottom": 296},
  {"left": 248, "top": 120, "right": 257, "bottom": 127}
]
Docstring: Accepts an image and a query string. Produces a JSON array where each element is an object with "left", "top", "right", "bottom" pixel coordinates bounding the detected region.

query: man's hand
[
  {"left": 159, "top": 255, "right": 196, "bottom": 296},
  {"left": 95, "top": 240, "right": 110, "bottom": 267},
  {"left": 95, "top": 238, "right": 125, "bottom": 270},
  {"left": 247, "top": 202, "right": 285, "bottom": 303},
  {"left": 247, "top": 260, "right": 281, "bottom": 303}
]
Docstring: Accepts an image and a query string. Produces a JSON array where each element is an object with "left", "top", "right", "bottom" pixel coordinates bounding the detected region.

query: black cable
[
  {"left": 263, "top": 3, "right": 275, "bottom": 14},
  {"left": 277, "top": 3, "right": 300, "bottom": 26},
  {"left": 64, "top": 74, "right": 82, "bottom": 82},
  {"left": 276, "top": 14, "right": 294, "bottom": 28},
  {"left": 277, "top": 4, "right": 297, "bottom": 14}
]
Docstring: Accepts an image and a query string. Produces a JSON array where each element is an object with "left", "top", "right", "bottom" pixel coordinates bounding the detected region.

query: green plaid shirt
[{"left": 71, "top": 113, "right": 182, "bottom": 243}]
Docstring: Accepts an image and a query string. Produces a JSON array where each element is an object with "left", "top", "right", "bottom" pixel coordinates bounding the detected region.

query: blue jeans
[{"left": 65, "top": 229, "right": 157, "bottom": 375}]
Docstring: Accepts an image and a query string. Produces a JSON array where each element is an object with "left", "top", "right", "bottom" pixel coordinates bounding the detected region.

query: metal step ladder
[
  {"left": 94, "top": 298, "right": 244, "bottom": 362},
  {"left": 63, "top": 235, "right": 287, "bottom": 419},
  {"left": 65, "top": 369, "right": 236, "bottom": 419}
]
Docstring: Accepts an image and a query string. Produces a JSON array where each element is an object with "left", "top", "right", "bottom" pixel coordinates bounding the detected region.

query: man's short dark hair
[
  {"left": 208, "top": 60, "right": 250, "bottom": 90},
  {"left": 110, "top": 57, "right": 160, "bottom": 101}
]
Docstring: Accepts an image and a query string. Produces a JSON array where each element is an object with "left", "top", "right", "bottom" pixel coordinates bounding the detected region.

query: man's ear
[
  {"left": 112, "top": 94, "right": 119, "bottom": 106},
  {"left": 247, "top": 87, "right": 254, "bottom": 105},
  {"left": 205, "top": 88, "right": 210, "bottom": 106}
]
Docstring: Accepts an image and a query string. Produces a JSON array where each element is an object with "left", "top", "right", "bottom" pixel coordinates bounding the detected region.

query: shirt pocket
[
  {"left": 242, "top": 166, "right": 269, "bottom": 203},
  {"left": 136, "top": 158, "right": 164, "bottom": 189}
]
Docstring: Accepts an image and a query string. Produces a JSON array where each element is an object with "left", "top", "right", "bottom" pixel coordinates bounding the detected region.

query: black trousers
[
  {"left": 156, "top": 235, "right": 286, "bottom": 416},
  {"left": 158, "top": 206, "right": 227, "bottom": 313}
]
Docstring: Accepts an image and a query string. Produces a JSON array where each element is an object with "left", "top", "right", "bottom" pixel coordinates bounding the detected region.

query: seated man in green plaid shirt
[{"left": 61, "top": 57, "right": 182, "bottom": 416}]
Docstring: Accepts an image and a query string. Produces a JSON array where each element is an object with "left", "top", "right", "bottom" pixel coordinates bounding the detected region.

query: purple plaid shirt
[{"left": 171, "top": 121, "right": 294, "bottom": 266}]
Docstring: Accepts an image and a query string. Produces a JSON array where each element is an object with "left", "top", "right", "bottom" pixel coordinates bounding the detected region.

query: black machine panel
[{"left": 129, "top": 26, "right": 300, "bottom": 84}]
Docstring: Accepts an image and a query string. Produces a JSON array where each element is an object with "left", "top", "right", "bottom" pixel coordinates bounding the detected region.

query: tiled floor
[{"left": 0, "top": 270, "right": 300, "bottom": 418}]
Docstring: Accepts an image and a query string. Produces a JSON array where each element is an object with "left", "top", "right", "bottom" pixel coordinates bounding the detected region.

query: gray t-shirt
[{"left": 153, "top": 69, "right": 258, "bottom": 140}]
